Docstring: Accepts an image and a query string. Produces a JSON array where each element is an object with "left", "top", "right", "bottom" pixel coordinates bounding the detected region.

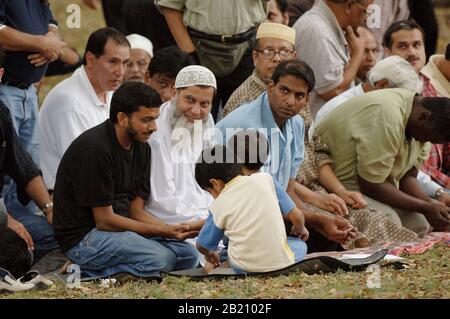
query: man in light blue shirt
[{"left": 216, "top": 60, "right": 314, "bottom": 191}]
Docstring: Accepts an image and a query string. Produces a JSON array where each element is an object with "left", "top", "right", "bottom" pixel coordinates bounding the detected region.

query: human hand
[
  {"left": 421, "top": 202, "right": 450, "bottom": 231},
  {"left": 291, "top": 225, "right": 309, "bottom": 241},
  {"left": 203, "top": 251, "right": 220, "bottom": 268},
  {"left": 163, "top": 224, "right": 199, "bottom": 240},
  {"left": 82, "top": 0, "right": 101, "bottom": 9},
  {"left": 346, "top": 26, "right": 365, "bottom": 58},
  {"left": 317, "top": 214, "right": 357, "bottom": 245},
  {"left": 7, "top": 214, "right": 34, "bottom": 251},
  {"left": 437, "top": 191, "right": 450, "bottom": 208},
  {"left": 46, "top": 207, "right": 53, "bottom": 225},
  {"left": 27, "top": 53, "right": 50, "bottom": 67},
  {"left": 41, "top": 32, "right": 65, "bottom": 63},
  {"left": 335, "top": 189, "right": 367, "bottom": 209},
  {"left": 314, "top": 193, "right": 349, "bottom": 217}
]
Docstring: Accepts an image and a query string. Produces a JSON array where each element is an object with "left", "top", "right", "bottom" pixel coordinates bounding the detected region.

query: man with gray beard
[{"left": 145, "top": 65, "right": 216, "bottom": 234}]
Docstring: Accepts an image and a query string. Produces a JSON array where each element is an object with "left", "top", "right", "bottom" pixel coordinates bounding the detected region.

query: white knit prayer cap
[{"left": 175, "top": 65, "right": 217, "bottom": 90}]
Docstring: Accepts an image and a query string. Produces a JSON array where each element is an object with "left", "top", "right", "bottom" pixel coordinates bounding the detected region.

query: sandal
[
  {"left": 19, "top": 270, "right": 54, "bottom": 290},
  {"left": 0, "top": 267, "right": 35, "bottom": 294}
]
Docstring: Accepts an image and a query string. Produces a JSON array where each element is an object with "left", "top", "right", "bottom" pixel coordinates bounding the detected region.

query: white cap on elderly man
[
  {"left": 175, "top": 65, "right": 217, "bottom": 90},
  {"left": 256, "top": 22, "right": 296, "bottom": 45},
  {"left": 126, "top": 33, "right": 154, "bottom": 57}
]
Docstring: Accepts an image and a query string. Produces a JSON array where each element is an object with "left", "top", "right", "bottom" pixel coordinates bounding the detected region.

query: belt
[
  {"left": 188, "top": 27, "right": 256, "bottom": 44},
  {"left": 2, "top": 79, "right": 30, "bottom": 89}
]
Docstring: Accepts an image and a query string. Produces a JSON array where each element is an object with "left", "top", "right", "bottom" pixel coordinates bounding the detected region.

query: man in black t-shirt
[{"left": 53, "top": 82, "right": 199, "bottom": 279}]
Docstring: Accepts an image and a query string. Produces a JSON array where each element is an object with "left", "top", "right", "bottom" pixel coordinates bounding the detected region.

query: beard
[{"left": 168, "top": 100, "right": 214, "bottom": 160}]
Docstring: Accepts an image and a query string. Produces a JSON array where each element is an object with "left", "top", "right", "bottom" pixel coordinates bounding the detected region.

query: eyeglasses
[
  {"left": 352, "top": 2, "right": 371, "bottom": 17},
  {"left": 254, "top": 48, "right": 294, "bottom": 60}
]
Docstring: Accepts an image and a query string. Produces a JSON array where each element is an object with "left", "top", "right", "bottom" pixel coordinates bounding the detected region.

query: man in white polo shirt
[{"left": 39, "top": 27, "right": 130, "bottom": 190}]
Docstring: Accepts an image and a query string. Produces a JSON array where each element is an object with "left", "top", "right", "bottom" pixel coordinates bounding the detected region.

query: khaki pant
[{"left": 362, "top": 195, "right": 431, "bottom": 237}]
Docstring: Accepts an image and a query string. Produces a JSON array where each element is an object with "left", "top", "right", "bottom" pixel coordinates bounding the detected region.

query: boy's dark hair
[
  {"left": 274, "top": 0, "right": 288, "bottom": 13},
  {"left": 83, "top": 27, "right": 130, "bottom": 65},
  {"left": 0, "top": 228, "right": 32, "bottom": 279},
  {"left": 383, "top": 20, "right": 425, "bottom": 49},
  {"left": 445, "top": 43, "right": 450, "bottom": 61},
  {"left": 271, "top": 59, "right": 315, "bottom": 93},
  {"left": 228, "top": 130, "right": 269, "bottom": 171},
  {"left": 148, "top": 46, "right": 191, "bottom": 78},
  {"left": 420, "top": 97, "right": 450, "bottom": 140},
  {"left": 0, "top": 45, "right": 5, "bottom": 69},
  {"left": 195, "top": 145, "right": 242, "bottom": 190},
  {"left": 110, "top": 81, "right": 162, "bottom": 123}
]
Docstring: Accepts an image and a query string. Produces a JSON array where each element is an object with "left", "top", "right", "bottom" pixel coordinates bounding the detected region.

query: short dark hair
[
  {"left": 421, "top": 97, "right": 450, "bottom": 140},
  {"left": 0, "top": 228, "right": 32, "bottom": 279},
  {"left": 445, "top": 43, "right": 450, "bottom": 61},
  {"left": 0, "top": 45, "right": 5, "bottom": 68},
  {"left": 228, "top": 130, "right": 269, "bottom": 171},
  {"left": 274, "top": 0, "right": 288, "bottom": 13},
  {"left": 195, "top": 145, "right": 242, "bottom": 190},
  {"left": 383, "top": 20, "right": 425, "bottom": 49},
  {"left": 148, "top": 46, "right": 191, "bottom": 78},
  {"left": 83, "top": 27, "right": 130, "bottom": 65},
  {"left": 271, "top": 59, "right": 315, "bottom": 93},
  {"left": 110, "top": 81, "right": 162, "bottom": 123}
]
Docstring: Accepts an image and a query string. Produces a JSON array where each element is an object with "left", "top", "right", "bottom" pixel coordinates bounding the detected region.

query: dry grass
[{"left": 2, "top": 244, "right": 449, "bottom": 299}]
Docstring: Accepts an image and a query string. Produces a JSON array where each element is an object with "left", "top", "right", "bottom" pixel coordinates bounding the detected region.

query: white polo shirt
[{"left": 39, "top": 66, "right": 113, "bottom": 189}]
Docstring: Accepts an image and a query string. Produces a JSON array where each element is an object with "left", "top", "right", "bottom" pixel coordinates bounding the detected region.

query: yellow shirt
[
  {"left": 316, "top": 89, "right": 431, "bottom": 189},
  {"left": 210, "top": 173, "right": 295, "bottom": 272}
]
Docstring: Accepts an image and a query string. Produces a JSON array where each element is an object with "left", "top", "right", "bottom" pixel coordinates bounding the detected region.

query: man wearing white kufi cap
[
  {"left": 124, "top": 34, "right": 154, "bottom": 82},
  {"left": 145, "top": 65, "right": 217, "bottom": 237},
  {"left": 222, "top": 22, "right": 297, "bottom": 118}
]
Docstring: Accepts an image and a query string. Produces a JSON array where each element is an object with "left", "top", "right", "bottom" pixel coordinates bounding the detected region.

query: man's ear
[
  {"left": 117, "top": 112, "right": 129, "bottom": 128},
  {"left": 419, "top": 109, "right": 432, "bottom": 123},
  {"left": 267, "top": 80, "right": 275, "bottom": 96},
  {"left": 171, "top": 86, "right": 177, "bottom": 99},
  {"left": 85, "top": 51, "right": 96, "bottom": 68},
  {"left": 384, "top": 47, "right": 391, "bottom": 57},
  {"left": 0, "top": 68, "right": 4, "bottom": 82},
  {"left": 374, "top": 78, "right": 390, "bottom": 89}
]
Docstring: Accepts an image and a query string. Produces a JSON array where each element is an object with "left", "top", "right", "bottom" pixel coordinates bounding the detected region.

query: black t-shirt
[{"left": 53, "top": 120, "right": 151, "bottom": 253}]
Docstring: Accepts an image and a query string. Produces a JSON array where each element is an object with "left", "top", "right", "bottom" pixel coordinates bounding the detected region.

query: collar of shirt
[{"left": 79, "top": 66, "right": 113, "bottom": 108}]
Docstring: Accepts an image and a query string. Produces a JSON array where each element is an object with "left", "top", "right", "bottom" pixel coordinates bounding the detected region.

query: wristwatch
[
  {"left": 435, "top": 188, "right": 445, "bottom": 199},
  {"left": 41, "top": 202, "right": 53, "bottom": 214}
]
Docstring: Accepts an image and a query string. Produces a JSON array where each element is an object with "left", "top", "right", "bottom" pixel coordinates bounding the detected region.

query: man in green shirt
[{"left": 316, "top": 88, "right": 450, "bottom": 234}]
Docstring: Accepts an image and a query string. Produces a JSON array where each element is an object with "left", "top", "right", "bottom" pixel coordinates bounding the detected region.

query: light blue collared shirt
[{"left": 215, "top": 92, "right": 304, "bottom": 190}]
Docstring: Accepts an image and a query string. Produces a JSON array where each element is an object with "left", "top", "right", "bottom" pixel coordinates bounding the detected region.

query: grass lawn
[
  {"left": 3, "top": 244, "right": 448, "bottom": 299},
  {"left": 17, "top": 1, "right": 448, "bottom": 300}
]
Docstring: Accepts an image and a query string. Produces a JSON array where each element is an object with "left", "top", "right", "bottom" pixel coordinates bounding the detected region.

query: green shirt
[
  {"left": 316, "top": 88, "right": 431, "bottom": 189},
  {"left": 155, "top": 0, "right": 268, "bottom": 35}
]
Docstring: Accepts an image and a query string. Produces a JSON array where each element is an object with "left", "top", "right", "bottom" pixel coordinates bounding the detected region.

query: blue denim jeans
[
  {"left": 65, "top": 229, "right": 200, "bottom": 279},
  {"left": 0, "top": 83, "right": 40, "bottom": 216},
  {"left": 6, "top": 209, "right": 59, "bottom": 263},
  {"left": 0, "top": 84, "right": 57, "bottom": 262},
  {"left": 230, "top": 237, "right": 308, "bottom": 275}
]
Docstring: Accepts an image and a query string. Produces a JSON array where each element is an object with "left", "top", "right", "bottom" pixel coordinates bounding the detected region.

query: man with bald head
[{"left": 356, "top": 27, "right": 378, "bottom": 83}]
